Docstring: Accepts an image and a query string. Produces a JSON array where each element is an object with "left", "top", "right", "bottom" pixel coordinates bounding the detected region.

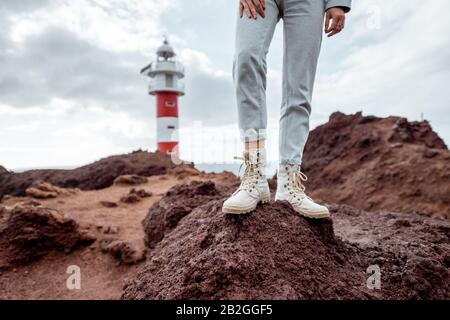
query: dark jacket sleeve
[{"left": 325, "top": 0, "right": 352, "bottom": 13}]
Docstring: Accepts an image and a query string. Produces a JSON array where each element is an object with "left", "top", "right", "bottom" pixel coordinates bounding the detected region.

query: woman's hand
[
  {"left": 325, "top": 7, "right": 346, "bottom": 37},
  {"left": 240, "top": 0, "right": 265, "bottom": 19}
]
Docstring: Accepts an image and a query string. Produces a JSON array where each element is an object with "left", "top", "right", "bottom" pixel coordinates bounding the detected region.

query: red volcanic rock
[
  {"left": 25, "top": 182, "right": 79, "bottom": 199},
  {"left": 0, "top": 150, "right": 177, "bottom": 199},
  {"left": 113, "top": 175, "right": 148, "bottom": 186},
  {"left": 302, "top": 112, "right": 450, "bottom": 218},
  {"left": 142, "top": 181, "right": 234, "bottom": 249},
  {"left": 0, "top": 204, "right": 95, "bottom": 270},
  {"left": 102, "top": 240, "right": 145, "bottom": 265},
  {"left": 122, "top": 181, "right": 449, "bottom": 300}
]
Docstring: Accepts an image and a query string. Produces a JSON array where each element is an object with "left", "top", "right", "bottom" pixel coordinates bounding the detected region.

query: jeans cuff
[
  {"left": 240, "top": 128, "right": 267, "bottom": 143},
  {"left": 279, "top": 159, "right": 302, "bottom": 165}
]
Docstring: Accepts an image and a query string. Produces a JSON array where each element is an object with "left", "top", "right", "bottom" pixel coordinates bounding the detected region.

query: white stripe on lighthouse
[{"left": 157, "top": 117, "right": 179, "bottom": 143}]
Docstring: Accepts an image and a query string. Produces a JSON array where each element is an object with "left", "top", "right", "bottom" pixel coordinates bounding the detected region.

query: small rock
[
  {"left": 114, "top": 175, "right": 148, "bottom": 186},
  {"left": 99, "top": 238, "right": 115, "bottom": 251},
  {"left": 21, "top": 200, "right": 42, "bottom": 207},
  {"left": 105, "top": 240, "right": 145, "bottom": 265},
  {"left": 100, "top": 201, "right": 118, "bottom": 208},
  {"left": 2, "top": 195, "right": 13, "bottom": 202},
  {"left": 385, "top": 213, "right": 397, "bottom": 220},
  {"left": 130, "top": 188, "right": 152, "bottom": 198},
  {"left": 422, "top": 148, "right": 438, "bottom": 159},
  {"left": 25, "top": 182, "right": 78, "bottom": 199},
  {"left": 387, "top": 219, "right": 412, "bottom": 228},
  {"left": 120, "top": 193, "right": 141, "bottom": 204},
  {"left": 103, "top": 226, "right": 120, "bottom": 234},
  {"left": 119, "top": 188, "right": 152, "bottom": 204}
]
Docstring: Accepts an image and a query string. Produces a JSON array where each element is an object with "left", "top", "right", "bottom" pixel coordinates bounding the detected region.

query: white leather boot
[
  {"left": 275, "top": 164, "right": 330, "bottom": 219},
  {"left": 222, "top": 150, "right": 270, "bottom": 214}
]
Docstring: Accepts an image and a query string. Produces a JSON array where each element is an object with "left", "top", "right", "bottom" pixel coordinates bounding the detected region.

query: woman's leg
[
  {"left": 223, "top": 2, "right": 280, "bottom": 214},
  {"left": 233, "top": 0, "right": 281, "bottom": 145},
  {"left": 279, "top": 0, "right": 324, "bottom": 165},
  {"left": 275, "top": 0, "right": 330, "bottom": 219},
  {"left": 245, "top": 139, "right": 265, "bottom": 151}
]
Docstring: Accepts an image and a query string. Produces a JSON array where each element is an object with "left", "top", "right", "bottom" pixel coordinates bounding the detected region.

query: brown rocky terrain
[
  {"left": 302, "top": 112, "right": 450, "bottom": 218},
  {"left": 122, "top": 180, "right": 449, "bottom": 300},
  {"left": 0, "top": 162, "right": 234, "bottom": 299},
  {"left": 0, "top": 112, "right": 448, "bottom": 300},
  {"left": 0, "top": 150, "right": 176, "bottom": 199},
  {"left": 0, "top": 202, "right": 95, "bottom": 270}
]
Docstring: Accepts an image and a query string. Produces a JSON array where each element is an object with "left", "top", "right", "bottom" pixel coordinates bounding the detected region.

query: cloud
[
  {"left": 0, "top": 26, "right": 146, "bottom": 109},
  {"left": 314, "top": 0, "right": 450, "bottom": 142},
  {"left": 179, "top": 49, "right": 236, "bottom": 125},
  {"left": 0, "top": 0, "right": 50, "bottom": 13}
]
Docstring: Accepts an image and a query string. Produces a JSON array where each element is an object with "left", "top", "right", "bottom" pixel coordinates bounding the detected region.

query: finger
[
  {"left": 334, "top": 16, "right": 343, "bottom": 28},
  {"left": 324, "top": 11, "right": 331, "bottom": 33},
  {"left": 240, "top": 2, "right": 244, "bottom": 18},
  {"left": 255, "top": 0, "right": 265, "bottom": 17},
  {"left": 327, "top": 17, "right": 343, "bottom": 37},
  {"left": 335, "top": 16, "right": 345, "bottom": 33},
  {"left": 327, "top": 29, "right": 340, "bottom": 37},
  {"left": 242, "top": 1, "right": 251, "bottom": 18},
  {"left": 339, "top": 15, "right": 346, "bottom": 29},
  {"left": 330, "top": 15, "right": 339, "bottom": 33},
  {"left": 247, "top": 0, "right": 257, "bottom": 19},
  {"left": 326, "top": 14, "right": 339, "bottom": 36}
]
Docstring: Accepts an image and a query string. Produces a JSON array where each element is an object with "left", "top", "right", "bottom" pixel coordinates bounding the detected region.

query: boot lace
[
  {"left": 287, "top": 170, "right": 313, "bottom": 202},
  {"left": 234, "top": 156, "right": 262, "bottom": 193}
]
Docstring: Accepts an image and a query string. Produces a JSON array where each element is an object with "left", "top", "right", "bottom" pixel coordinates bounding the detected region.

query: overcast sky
[{"left": 0, "top": 0, "right": 449, "bottom": 169}]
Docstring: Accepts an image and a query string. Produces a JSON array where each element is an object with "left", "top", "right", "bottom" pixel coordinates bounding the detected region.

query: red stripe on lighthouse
[
  {"left": 158, "top": 142, "right": 178, "bottom": 154},
  {"left": 156, "top": 93, "right": 178, "bottom": 118}
]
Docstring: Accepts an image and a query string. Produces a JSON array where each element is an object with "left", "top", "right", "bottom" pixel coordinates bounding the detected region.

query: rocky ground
[
  {"left": 0, "top": 161, "right": 237, "bottom": 299},
  {"left": 0, "top": 150, "right": 175, "bottom": 199},
  {"left": 302, "top": 112, "right": 450, "bottom": 218},
  {"left": 122, "top": 180, "right": 449, "bottom": 300},
  {"left": 0, "top": 112, "right": 449, "bottom": 300}
]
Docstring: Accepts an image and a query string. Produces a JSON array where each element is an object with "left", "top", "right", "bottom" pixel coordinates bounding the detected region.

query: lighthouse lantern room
[{"left": 141, "top": 39, "right": 185, "bottom": 154}]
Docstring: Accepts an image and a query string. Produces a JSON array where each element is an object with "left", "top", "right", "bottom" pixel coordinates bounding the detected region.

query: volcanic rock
[
  {"left": 114, "top": 175, "right": 148, "bottom": 186},
  {"left": 142, "top": 181, "right": 233, "bottom": 249},
  {"left": 122, "top": 181, "right": 449, "bottom": 300},
  {"left": 100, "top": 201, "right": 119, "bottom": 208},
  {"left": 120, "top": 188, "right": 153, "bottom": 204},
  {"left": 0, "top": 150, "right": 175, "bottom": 199},
  {"left": 103, "top": 240, "right": 145, "bottom": 265},
  {"left": 0, "top": 203, "right": 95, "bottom": 270},
  {"left": 302, "top": 112, "right": 450, "bottom": 217},
  {"left": 120, "top": 193, "right": 141, "bottom": 204},
  {"left": 25, "top": 182, "right": 78, "bottom": 199},
  {"left": 130, "top": 188, "right": 153, "bottom": 198},
  {"left": 168, "top": 164, "right": 200, "bottom": 180},
  {"left": 124, "top": 200, "right": 370, "bottom": 300}
]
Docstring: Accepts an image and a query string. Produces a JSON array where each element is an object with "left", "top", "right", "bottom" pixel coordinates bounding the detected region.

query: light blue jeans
[{"left": 233, "top": 0, "right": 350, "bottom": 164}]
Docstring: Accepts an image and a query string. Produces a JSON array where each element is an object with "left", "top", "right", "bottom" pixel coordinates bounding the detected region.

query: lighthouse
[{"left": 141, "top": 39, "right": 185, "bottom": 154}]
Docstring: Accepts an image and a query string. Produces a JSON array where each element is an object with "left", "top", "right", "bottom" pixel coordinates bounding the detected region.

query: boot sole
[
  {"left": 293, "top": 207, "right": 330, "bottom": 219},
  {"left": 274, "top": 197, "right": 330, "bottom": 219},
  {"left": 222, "top": 195, "right": 271, "bottom": 215}
]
